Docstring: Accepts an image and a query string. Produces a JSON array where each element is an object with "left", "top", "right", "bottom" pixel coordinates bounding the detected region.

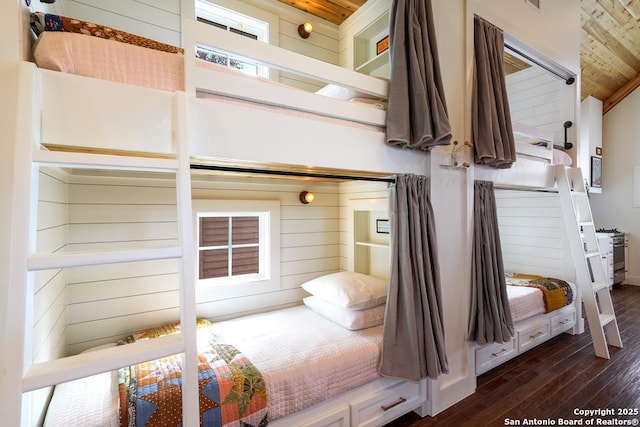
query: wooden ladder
[{"left": 554, "top": 165, "right": 622, "bottom": 359}]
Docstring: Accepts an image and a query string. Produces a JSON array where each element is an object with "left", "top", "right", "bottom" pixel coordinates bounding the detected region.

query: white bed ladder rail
[
  {"left": 7, "top": 62, "right": 199, "bottom": 426},
  {"left": 554, "top": 165, "right": 622, "bottom": 359}
]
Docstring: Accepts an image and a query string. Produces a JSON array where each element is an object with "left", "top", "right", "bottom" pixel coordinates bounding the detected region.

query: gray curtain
[
  {"left": 385, "top": 0, "right": 452, "bottom": 151},
  {"left": 468, "top": 181, "right": 514, "bottom": 345},
  {"left": 472, "top": 16, "right": 516, "bottom": 168},
  {"left": 379, "top": 174, "right": 448, "bottom": 381}
]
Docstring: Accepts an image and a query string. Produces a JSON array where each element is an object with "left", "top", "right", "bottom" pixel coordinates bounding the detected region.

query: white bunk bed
[
  {"left": 29, "top": 13, "right": 427, "bottom": 172},
  {"left": 473, "top": 125, "right": 582, "bottom": 376},
  {"left": 11, "top": 10, "right": 432, "bottom": 427}
]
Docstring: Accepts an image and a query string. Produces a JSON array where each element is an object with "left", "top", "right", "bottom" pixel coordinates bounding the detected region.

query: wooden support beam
[{"left": 603, "top": 71, "right": 640, "bottom": 113}]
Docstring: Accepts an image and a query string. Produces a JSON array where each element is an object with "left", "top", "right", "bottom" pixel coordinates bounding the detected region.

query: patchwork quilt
[
  {"left": 118, "top": 323, "right": 268, "bottom": 427},
  {"left": 507, "top": 275, "right": 574, "bottom": 312}
]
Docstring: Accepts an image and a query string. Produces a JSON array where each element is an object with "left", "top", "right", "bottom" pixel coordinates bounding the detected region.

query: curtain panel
[
  {"left": 468, "top": 180, "right": 514, "bottom": 345},
  {"left": 379, "top": 174, "right": 448, "bottom": 381},
  {"left": 472, "top": 16, "right": 516, "bottom": 168},
  {"left": 385, "top": 0, "right": 452, "bottom": 151}
]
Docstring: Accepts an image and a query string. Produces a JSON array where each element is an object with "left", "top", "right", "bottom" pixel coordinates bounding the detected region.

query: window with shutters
[
  {"left": 193, "top": 200, "right": 280, "bottom": 291},
  {"left": 198, "top": 215, "right": 261, "bottom": 280}
]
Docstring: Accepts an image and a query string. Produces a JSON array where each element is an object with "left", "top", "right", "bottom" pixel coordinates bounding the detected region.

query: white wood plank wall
[
  {"left": 31, "top": 167, "right": 68, "bottom": 425},
  {"left": 506, "top": 67, "right": 567, "bottom": 143},
  {"left": 65, "top": 172, "right": 180, "bottom": 354},
  {"left": 64, "top": 172, "right": 345, "bottom": 354},
  {"left": 495, "top": 189, "right": 574, "bottom": 281}
]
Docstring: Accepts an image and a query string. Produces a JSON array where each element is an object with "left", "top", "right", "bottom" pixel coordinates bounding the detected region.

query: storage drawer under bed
[
  {"left": 351, "top": 380, "right": 423, "bottom": 427},
  {"left": 551, "top": 308, "right": 576, "bottom": 335},
  {"left": 476, "top": 337, "right": 518, "bottom": 374},
  {"left": 518, "top": 321, "right": 550, "bottom": 352}
]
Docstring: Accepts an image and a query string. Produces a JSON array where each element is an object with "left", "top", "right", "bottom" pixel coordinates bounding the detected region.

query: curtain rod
[
  {"left": 190, "top": 164, "right": 396, "bottom": 183},
  {"left": 504, "top": 43, "right": 575, "bottom": 85},
  {"left": 493, "top": 183, "right": 558, "bottom": 193}
]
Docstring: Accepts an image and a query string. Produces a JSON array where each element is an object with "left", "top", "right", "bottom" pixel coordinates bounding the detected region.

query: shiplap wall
[
  {"left": 64, "top": 172, "right": 348, "bottom": 354},
  {"left": 506, "top": 67, "right": 568, "bottom": 144},
  {"left": 31, "top": 167, "right": 68, "bottom": 426},
  {"left": 495, "top": 189, "right": 574, "bottom": 281},
  {"left": 65, "top": 172, "right": 179, "bottom": 354}
]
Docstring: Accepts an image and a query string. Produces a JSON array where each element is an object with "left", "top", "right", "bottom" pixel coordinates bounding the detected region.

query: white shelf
[
  {"left": 354, "top": 11, "right": 389, "bottom": 76},
  {"left": 355, "top": 51, "right": 389, "bottom": 75},
  {"left": 356, "top": 241, "right": 389, "bottom": 249}
]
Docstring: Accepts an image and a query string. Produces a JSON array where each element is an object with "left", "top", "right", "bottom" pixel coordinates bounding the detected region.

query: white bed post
[
  {"left": 174, "top": 92, "right": 200, "bottom": 425},
  {"left": 2, "top": 62, "right": 41, "bottom": 426}
]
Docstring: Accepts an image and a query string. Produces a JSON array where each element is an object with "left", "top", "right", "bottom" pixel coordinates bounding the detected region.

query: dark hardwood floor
[{"left": 386, "top": 284, "right": 640, "bottom": 427}]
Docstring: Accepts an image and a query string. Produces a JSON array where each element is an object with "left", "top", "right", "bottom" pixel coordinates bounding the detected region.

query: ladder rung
[
  {"left": 22, "top": 334, "right": 184, "bottom": 392},
  {"left": 571, "top": 191, "right": 588, "bottom": 197},
  {"left": 599, "top": 313, "right": 616, "bottom": 327},
  {"left": 27, "top": 246, "right": 182, "bottom": 271},
  {"left": 585, "top": 251, "right": 601, "bottom": 259},
  {"left": 592, "top": 282, "right": 609, "bottom": 292},
  {"left": 578, "top": 221, "right": 594, "bottom": 228},
  {"left": 33, "top": 149, "right": 179, "bottom": 172}
]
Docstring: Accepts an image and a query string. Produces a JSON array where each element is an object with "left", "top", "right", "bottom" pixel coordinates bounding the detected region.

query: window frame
[
  {"left": 192, "top": 200, "right": 280, "bottom": 297},
  {"left": 195, "top": 0, "right": 280, "bottom": 80}
]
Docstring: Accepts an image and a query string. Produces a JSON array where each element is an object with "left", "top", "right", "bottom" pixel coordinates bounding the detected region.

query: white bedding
[
  {"left": 44, "top": 305, "right": 382, "bottom": 425},
  {"left": 507, "top": 285, "right": 546, "bottom": 322},
  {"left": 204, "top": 305, "right": 383, "bottom": 420}
]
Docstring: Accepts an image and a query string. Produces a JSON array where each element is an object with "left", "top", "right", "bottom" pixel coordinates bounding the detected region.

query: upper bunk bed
[{"left": 26, "top": 11, "right": 429, "bottom": 176}]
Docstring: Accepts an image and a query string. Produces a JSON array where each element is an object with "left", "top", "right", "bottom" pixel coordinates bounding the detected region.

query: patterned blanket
[
  {"left": 118, "top": 325, "right": 268, "bottom": 427},
  {"left": 507, "top": 275, "right": 574, "bottom": 313}
]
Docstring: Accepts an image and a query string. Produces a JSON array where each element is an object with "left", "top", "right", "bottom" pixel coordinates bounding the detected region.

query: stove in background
[{"left": 596, "top": 228, "right": 626, "bottom": 286}]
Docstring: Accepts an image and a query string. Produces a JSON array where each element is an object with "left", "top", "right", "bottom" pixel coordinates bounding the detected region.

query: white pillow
[
  {"left": 301, "top": 271, "right": 388, "bottom": 309},
  {"left": 303, "top": 296, "right": 385, "bottom": 330}
]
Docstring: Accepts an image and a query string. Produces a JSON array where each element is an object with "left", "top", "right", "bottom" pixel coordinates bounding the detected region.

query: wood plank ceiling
[
  {"left": 283, "top": 0, "right": 640, "bottom": 114},
  {"left": 581, "top": 0, "right": 640, "bottom": 113}
]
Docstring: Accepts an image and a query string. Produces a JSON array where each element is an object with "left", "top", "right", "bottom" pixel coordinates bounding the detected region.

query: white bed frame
[
  {"left": 473, "top": 151, "right": 584, "bottom": 376},
  {"left": 6, "top": 16, "right": 433, "bottom": 427}
]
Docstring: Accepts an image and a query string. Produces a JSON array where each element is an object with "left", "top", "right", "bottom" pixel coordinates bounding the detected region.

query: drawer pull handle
[
  {"left": 559, "top": 319, "right": 571, "bottom": 324},
  {"left": 530, "top": 331, "right": 543, "bottom": 339},
  {"left": 381, "top": 397, "right": 407, "bottom": 412},
  {"left": 491, "top": 348, "right": 508, "bottom": 357}
]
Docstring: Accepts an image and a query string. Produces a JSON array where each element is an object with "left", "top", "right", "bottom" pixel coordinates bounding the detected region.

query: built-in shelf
[
  {"left": 354, "top": 11, "right": 390, "bottom": 77},
  {"left": 355, "top": 240, "right": 388, "bottom": 249},
  {"left": 354, "top": 209, "right": 389, "bottom": 278},
  {"left": 355, "top": 51, "right": 389, "bottom": 75}
]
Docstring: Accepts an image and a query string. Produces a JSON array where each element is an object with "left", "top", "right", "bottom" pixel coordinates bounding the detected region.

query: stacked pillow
[{"left": 301, "top": 271, "right": 388, "bottom": 330}]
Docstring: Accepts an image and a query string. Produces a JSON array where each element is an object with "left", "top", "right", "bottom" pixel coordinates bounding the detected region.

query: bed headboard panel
[{"left": 495, "top": 189, "right": 575, "bottom": 281}]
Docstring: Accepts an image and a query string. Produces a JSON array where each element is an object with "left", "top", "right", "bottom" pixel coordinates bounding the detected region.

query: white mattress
[{"left": 44, "top": 305, "right": 382, "bottom": 425}]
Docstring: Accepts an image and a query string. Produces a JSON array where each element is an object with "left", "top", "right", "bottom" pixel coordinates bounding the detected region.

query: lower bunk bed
[
  {"left": 475, "top": 275, "right": 579, "bottom": 375},
  {"left": 43, "top": 274, "right": 426, "bottom": 427}
]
